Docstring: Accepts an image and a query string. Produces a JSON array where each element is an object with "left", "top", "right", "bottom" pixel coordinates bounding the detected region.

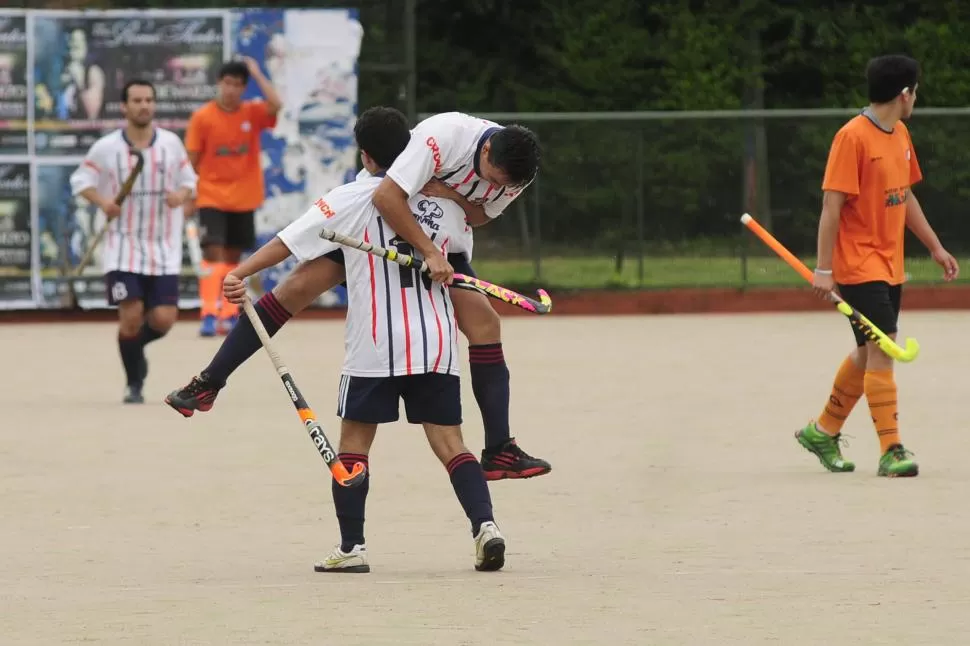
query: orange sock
[
  {"left": 199, "top": 260, "right": 226, "bottom": 318},
  {"left": 864, "top": 369, "right": 900, "bottom": 453},
  {"left": 218, "top": 262, "right": 240, "bottom": 320},
  {"left": 817, "top": 355, "right": 866, "bottom": 435}
]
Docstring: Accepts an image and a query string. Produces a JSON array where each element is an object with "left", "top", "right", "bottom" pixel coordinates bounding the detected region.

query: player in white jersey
[
  {"left": 166, "top": 110, "right": 551, "bottom": 484},
  {"left": 70, "top": 79, "right": 197, "bottom": 404},
  {"left": 198, "top": 107, "right": 507, "bottom": 572}
]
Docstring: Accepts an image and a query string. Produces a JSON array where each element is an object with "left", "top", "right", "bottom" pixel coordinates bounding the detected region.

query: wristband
[{"left": 814, "top": 268, "right": 832, "bottom": 275}]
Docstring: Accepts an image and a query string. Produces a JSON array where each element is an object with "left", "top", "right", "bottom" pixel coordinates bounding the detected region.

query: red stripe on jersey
[
  {"left": 83, "top": 160, "right": 101, "bottom": 174},
  {"left": 428, "top": 283, "right": 444, "bottom": 372},
  {"left": 400, "top": 287, "right": 413, "bottom": 374},
  {"left": 365, "top": 229, "right": 377, "bottom": 344},
  {"left": 125, "top": 152, "right": 135, "bottom": 272},
  {"left": 482, "top": 184, "right": 496, "bottom": 200},
  {"left": 450, "top": 169, "right": 475, "bottom": 190},
  {"left": 148, "top": 147, "right": 158, "bottom": 273}
]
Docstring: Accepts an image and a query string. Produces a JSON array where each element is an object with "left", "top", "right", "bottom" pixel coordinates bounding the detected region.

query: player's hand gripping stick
[
  {"left": 319, "top": 227, "right": 553, "bottom": 314},
  {"left": 740, "top": 213, "right": 919, "bottom": 363},
  {"left": 242, "top": 296, "right": 367, "bottom": 487}
]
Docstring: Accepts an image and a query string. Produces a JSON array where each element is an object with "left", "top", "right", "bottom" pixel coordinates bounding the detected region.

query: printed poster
[
  {"left": 34, "top": 160, "right": 200, "bottom": 309},
  {"left": 0, "top": 11, "right": 29, "bottom": 155},
  {"left": 0, "top": 161, "right": 33, "bottom": 306},
  {"left": 232, "top": 8, "right": 362, "bottom": 307},
  {"left": 31, "top": 11, "right": 226, "bottom": 156}
]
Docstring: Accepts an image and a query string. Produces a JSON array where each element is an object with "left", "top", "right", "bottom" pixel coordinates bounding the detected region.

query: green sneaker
[
  {"left": 795, "top": 422, "right": 855, "bottom": 472},
  {"left": 878, "top": 444, "right": 919, "bottom": 477}
]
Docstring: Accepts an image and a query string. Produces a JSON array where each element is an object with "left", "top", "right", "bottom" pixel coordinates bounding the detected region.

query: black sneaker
[
  {"left": 165, "top": 374, "right": 222, "bottom": 418},
  {"left": 480, "top": 438, "right": 551, "bottom": 481},
  {"left": 123, "top": 384, "right": 144, "bottom": 404}
]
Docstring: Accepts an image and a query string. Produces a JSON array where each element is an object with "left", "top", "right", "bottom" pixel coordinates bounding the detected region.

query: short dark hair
[
  {"left": 354, "top": 106, "right": 411, "bottom": 170},
  {"left": 487, "top": 125, "right": 540, "bottom": 186},
  {"left": 866, "top": 55, "right": 920, "bottom": 104},
  {"left": 219, "top": 60, "right": 250, "bottom": 85},
  {"left": 121, "top": 79, "right": 155, "bottom": 103}
]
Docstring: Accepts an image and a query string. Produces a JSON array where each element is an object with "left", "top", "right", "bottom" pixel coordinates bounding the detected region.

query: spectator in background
[{"left": 185, "top": 57, "right": 281, "bottom": 336}]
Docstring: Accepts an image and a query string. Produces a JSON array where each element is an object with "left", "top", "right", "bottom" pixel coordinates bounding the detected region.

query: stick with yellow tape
[{"left": 740, "top": 212, "right": 919, "bottom": 363}]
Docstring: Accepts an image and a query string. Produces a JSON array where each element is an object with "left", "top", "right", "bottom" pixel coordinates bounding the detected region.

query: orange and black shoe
[
  {"left": 165, "top": 373, "right": 222, "bottom": 418},
  {"left": 480, "top": 439, "right": 551, "bottom": 481}
]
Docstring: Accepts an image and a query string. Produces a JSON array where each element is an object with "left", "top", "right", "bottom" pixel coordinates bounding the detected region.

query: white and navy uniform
[
  {"left": 278, "top": 173, "right": 467, "bottom": 426},
  {"left": 70, "top": 128, "right": 197, "bottom": 307},
  {"left": 309, "top": 112, "right": 531, "bottom": 276}
]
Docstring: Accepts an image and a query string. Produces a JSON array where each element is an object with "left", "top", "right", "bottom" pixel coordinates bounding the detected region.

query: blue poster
[{"left": 232, "top": 8, "right": 363, "bottom": 307}]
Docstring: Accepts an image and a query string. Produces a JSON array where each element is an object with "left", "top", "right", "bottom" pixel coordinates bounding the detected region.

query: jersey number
[{"left": 389, "top": 235, "right": 432, "bottom": 291}]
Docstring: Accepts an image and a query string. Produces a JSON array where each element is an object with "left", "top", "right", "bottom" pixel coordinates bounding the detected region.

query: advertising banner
[
  {"left": 0, "top": 11, "right": 29, "bottom": 155},
  {"left": 0, "top": 161, "right": 34, "bottom": 306}
]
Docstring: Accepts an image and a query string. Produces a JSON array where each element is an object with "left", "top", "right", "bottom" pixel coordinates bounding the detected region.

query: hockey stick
[
  {"left": 63, "top": 149, "right": 146, "bottom": 309},
  {"left": 241, "top": 296, "right": 367, "bottom": 488},
  {"left": 319, "top": 227, "right": 553, "bottom": 314},
  {"left": 740, "top": 213, "right": 919, "bottom": 362}
]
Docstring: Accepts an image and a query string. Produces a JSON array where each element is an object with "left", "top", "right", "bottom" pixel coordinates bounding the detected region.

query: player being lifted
[
  {"left": 70, "top": 79, "right": 197, "bottom": 404},
  {"left": 166, "top": 111, "right": 551, "bottom": 482},
  {"left": 222, "top": 106, "right": 506, "bottom": 572},
  {"left": 797, "top": 55, "right": 959, "bottom": 477}
]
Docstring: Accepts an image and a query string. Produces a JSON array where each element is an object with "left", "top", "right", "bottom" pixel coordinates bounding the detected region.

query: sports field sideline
[{"left": 3, "top": 311, "right": 970, "bottom": 645}]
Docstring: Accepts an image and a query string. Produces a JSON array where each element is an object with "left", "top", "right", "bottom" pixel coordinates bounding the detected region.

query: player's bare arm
[
  {"left": 241, "top": 56, "right": 282, "bottom": 115},
  {"left": 223, "top": 237, "right": 294, "bottom": 304},
  {"left": 166, "top": 186, "right": 193, "bottom": 209},
  {"left": 905, "top": 192, "right": 959, "bottom": 280},
  {"left": 421, "top": 179, "right": 490, "bottom": 227},
  {"left": 373, "top": 177, "right": 454, "bottom": 284},
  {"left": 813, "top": 190, "right": 844, "bottom": 298},
  {"left": 78, "top": 186, "right": 122, "bottom": 220}
]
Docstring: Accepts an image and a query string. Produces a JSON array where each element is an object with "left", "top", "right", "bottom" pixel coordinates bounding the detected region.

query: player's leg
[
  {"left": 165, "top": 253, "right": 346, "bottom": 417},
  {"left": 217, "top": 210, "right": 257, "bottom": 334},
  {"left": 314, "top": 376, "right": 399, "bottom": 574},
  {"left": 197, "top": 208, "right": 230, "bottom": 337},
  {"left": 107, "top": 271, "right": 148, "bottom": 404},
  {"left": 404, "top": 373, "right": 505, "bottom": 571},
  {"left": 448, "top": 253, "right": 551, "bottom": 481},
  {"left": 135, "top": 274, "right": 180, "bottom": 389}
]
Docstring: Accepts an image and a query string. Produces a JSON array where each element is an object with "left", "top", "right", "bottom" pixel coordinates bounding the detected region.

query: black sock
[
  {"left": 118, "top": 334, "right": 145, "bottom": 387},
  {"left": 332, "top": 453, "right": 370, "bottom": 552},
  {"left": 446, "top": 452, "right": 494, "bottom": 536},
  {"left": 136, "top": 322, "right": 166, "bottom": 347},
  {"left": 469, "top": 344, "right": 511, "bottom": 451},
  {"left": 204, "top": 292, "right": 292, "bottom": 386}
]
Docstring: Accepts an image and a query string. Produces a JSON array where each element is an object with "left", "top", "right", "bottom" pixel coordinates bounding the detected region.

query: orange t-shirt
[
  {"left": 185, "top": 99, "right": 277, "bottom": 212},
  {"left": 822, "top": 113, "right": 922, "bottom": 285}
]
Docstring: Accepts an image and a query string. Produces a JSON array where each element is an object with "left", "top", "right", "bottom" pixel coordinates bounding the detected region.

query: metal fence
[{"left": 426, "top": 108, "right": 970, "bottom": 290}]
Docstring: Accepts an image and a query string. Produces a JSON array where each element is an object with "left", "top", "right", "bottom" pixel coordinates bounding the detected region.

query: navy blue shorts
[
  {"left": 336, "top": 373, "right": 462, "bottom": 426},
  {"left": 105, "top": 271, "right": 179, "bottom": 308},
  {"left": 321, "top": 250, "right": 476, "bottom": 279}
]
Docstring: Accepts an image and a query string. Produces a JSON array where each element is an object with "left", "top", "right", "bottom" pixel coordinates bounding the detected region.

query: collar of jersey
[
  {"left": 121, "top": 127, "right": 158, "bottom": 148},
  {"left": 473, "top": 127, "right": 502, "bottom": 177}
]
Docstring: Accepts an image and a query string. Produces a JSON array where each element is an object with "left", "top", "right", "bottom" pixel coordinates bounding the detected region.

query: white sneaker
[
  {"left": 313, "top": 544, "right": 370, "bottom": 573},
  {"left": 474, "top": 521, "right": 506, "bottom": 571}
]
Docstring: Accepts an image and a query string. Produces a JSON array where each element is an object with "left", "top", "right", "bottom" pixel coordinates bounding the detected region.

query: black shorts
[
  {"left": 336, "top": 373, "right": 462, "bottom": 426},
  {"left": 198, "top": 207, "right": 256, "bottom": 250},
  {"left": 105, "top": 271, "right": 179, "bottom": 308},
  {"left": 837, "top": 281, "right": 902, "bottom": 347}
]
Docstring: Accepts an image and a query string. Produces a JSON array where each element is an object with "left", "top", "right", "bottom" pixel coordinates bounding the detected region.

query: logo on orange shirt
[
  {"left": 884, "top": 187, "right": 908, "bottom": 207},
  {"left": 315, "top": 198, "right": 335, "bottom": 218}
]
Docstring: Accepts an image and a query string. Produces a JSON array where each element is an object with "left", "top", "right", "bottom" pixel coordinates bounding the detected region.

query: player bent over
[
  {"left": 221, "top": 107, "right": 505, "bottom": 571},
  {"left": 797, "top": 55, "right": 958, "bottom": 477},
  {"left": 70, "top": 79, "right": 197, "bottom": 403},
  {"left": 166, "top": 110, "right": 550, "bottom": 482}
]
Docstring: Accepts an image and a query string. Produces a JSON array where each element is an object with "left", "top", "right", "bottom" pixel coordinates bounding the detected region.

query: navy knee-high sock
[
  {"left": 332, "top": 453, "right": 370, "bottom": 551},
  {"left": 469, "top": 344, "right": 511, "bottom": 451},
  {"left": 446, "top": 452, "right": 494, "bottom": 536},
  {"left": 118, "top": 332, "right": 144, "bottom": 387},
  {"left": 204, "top": 292, "right": 291, "bottom": 385},
  {"left": 136, "top": 321, "right": 166, "bottom": 347}
]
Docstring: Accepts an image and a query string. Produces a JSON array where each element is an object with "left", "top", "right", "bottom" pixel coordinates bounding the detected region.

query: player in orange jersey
[
  {"left": 795, "top": 54, "right": 959, "bottom": 477},
  {"left": 185, "top": 58, "right": 281, "bottom": 336}
]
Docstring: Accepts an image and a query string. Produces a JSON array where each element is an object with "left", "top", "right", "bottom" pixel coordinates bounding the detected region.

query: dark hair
[
  {"left": 219, "top": 60, "right": 250, "bottom": 85},
  {"left": 866, "top": 55, "right": 920, "bottom": 104},
  {"left": 354, "top": 106, "right": 411, "bottom": 169},
  {"left": 121, "top": 79, "right": 155, "bottom": 103},
  {"left": 487, "top": 125, "right": 540, "bottom": 186}
]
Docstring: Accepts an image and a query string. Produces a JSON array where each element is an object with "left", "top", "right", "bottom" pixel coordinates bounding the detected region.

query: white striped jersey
[
  {"left": 362, "top": 111, "right": 532, "bottom": 261},
  {"left": 69, "top": 128, "right": 197, "bottom": 276},
  {"left": 277, "top": 174, "right": 466, "bottom": 378}
]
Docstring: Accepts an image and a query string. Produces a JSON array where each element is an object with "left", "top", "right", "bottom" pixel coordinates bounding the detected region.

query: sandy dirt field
[{"left": 3, "top": 311, "right": 970, "bottom": 645}]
